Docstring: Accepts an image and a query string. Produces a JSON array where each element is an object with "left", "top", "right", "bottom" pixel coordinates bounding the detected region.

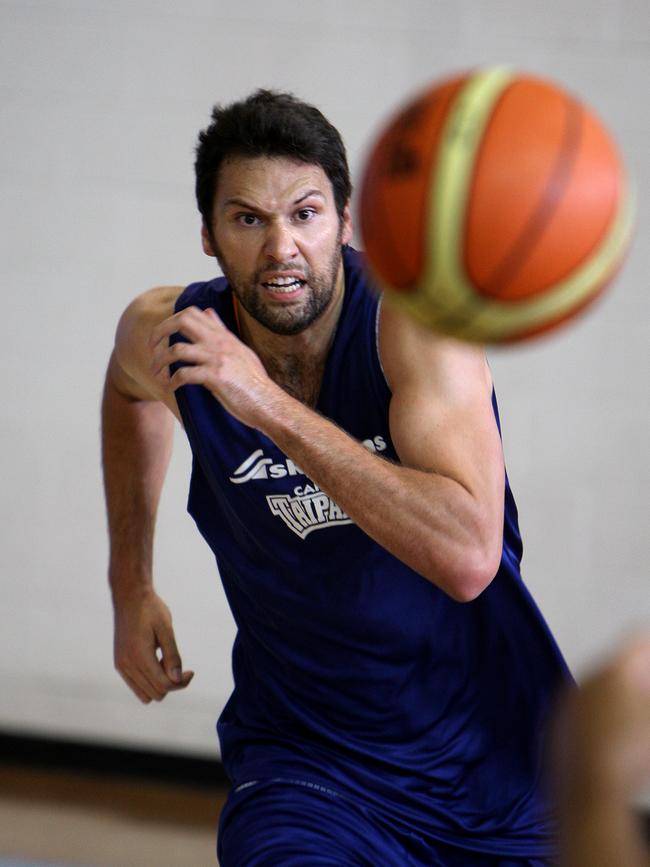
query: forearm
[
  {"left": 101, "top": 361, "right": 175, "bottom": 605},
  {"left": 260, "top": 391, "right": 501, "bottom": 600}
]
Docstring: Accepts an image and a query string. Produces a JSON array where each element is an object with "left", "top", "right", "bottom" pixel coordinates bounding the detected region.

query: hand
[
  {"left": 552, "top": 635, "right": 650, "bottom": 867},
  {"left": 113, "top": 589, "right": 194, "bottom": 703},
  {"left": 149, "top": 306, "right": 284, "bottom": 429},
  {"left": 580, "top": 636, "right": 650, "bottom": 799},
  {"left": 555, "top": 634, "right": 650, "bottom": 802}
]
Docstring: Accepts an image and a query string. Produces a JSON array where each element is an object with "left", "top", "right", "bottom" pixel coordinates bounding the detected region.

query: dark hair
[{"left": 194, "top": 89, "right": 352, "bottom": 225}]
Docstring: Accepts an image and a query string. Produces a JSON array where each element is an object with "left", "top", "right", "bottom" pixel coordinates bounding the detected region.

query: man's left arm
[{"left": 151, "top": 303, "right": 505, "bottom": 602}]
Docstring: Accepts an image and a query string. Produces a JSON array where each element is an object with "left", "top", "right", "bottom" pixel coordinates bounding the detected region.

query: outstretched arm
[
  {"left": 151, "top": 300, "right": 505, "bottom": 602},
  {"left": 102, "top": 287, "right": 193, "bottom": 702}
]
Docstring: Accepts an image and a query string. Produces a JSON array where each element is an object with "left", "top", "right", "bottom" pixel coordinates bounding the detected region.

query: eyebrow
[
  {"left": 294, "top": 189, "right": 325, "bottom": 204},
  {"left": 222, "top": 189, "right": 326, "bottom": 210}
]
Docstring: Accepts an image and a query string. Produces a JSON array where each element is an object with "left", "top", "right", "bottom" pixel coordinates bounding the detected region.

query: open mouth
[{"left": 261, "top": 277, "right": 306, "bottom": 294}]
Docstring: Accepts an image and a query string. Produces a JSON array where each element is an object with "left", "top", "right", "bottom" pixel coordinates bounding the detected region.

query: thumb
[{"left": 156, "top": 621, "right": 184, "bottom": 684}]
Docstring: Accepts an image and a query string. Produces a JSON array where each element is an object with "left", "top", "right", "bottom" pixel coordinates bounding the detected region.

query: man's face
[{"left": 202, "top": 156, "right": 352, "bottom": 336}]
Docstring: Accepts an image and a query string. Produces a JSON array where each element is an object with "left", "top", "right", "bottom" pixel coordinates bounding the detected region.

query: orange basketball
[{"left": 359, "top": 67, "right": 635, "bottom": 343}]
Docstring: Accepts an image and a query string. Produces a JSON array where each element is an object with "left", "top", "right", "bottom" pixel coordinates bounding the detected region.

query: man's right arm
[{"left": 102, "top": 286, "right": 194, "bottom": 703}]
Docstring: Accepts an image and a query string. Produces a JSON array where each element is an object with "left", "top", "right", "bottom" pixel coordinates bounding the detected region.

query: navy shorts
[{"left": 217, "top": 779, "right": 551, "bottom": 866}]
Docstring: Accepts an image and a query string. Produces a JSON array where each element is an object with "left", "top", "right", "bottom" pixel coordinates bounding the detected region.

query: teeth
[
  {"left": 266, "top": 276, "right": 300, "bottom": 286},
  {"left": 263, "top": 277, "right": 303, "bottom": 291}
]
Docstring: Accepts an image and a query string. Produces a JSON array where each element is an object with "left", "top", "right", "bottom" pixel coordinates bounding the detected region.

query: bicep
[{"left": 380, "top": 305, "right": 505, "bottom": 502}]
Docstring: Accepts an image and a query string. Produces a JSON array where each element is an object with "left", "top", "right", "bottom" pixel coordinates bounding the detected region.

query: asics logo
[
  {"left": 229, "top": 449, "right": 304, "bottom": 484},
  {"left": 228, "top": 436, "right": 387, "bottom": 486}
]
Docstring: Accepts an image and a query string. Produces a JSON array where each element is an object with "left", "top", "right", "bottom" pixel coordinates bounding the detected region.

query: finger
[
  {"left": 152, "top": 665, "right": 194, "bottom": 692},
  {"left": 119, "top": 660, "right": 166, "bottom": 701},
  {"left": 115, "top": 651, "right": 164, "bottom": 702},
  {"left": 122, "top": 647, "right": 174, "bottom": 700},
  {"left": 168, "top": 363, "right": 220, "bottom": 391},
  {"left": 135, "top": 664, "right": 170, "bottom": 701},
  {"left": 149, "top": 306, "right": 217, "bottom": 350},
  {"left": 117, "top": 648, "right": 193, "bottom": 699},
  {"left": 151, "top": 341, "right": 208, "bottom": 378},
  {"left": 129, "top": 656, "right": 191, "bottom": 700},
  {"left": 164, "top": 669, "right": 195, "bottom": 691},
  {"left": 121, "top": 671, "right": 153, "bottom": 704},
  {"left": 149, "top": 307, "right": 202, "bottom": 346},
  {"left": 203, "top": 307, "right": 227, "bottom": 328}
]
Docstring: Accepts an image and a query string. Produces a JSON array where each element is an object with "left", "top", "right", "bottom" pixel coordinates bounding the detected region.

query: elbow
[
  {"left": 449, "top": 569, "right": 494, "bottom": 603},
  {"left": 426, "top": 539, "right": 502, "bottom": 604},
  {"left": 456, "top": 540, "right": 502, "bottom": 602}
]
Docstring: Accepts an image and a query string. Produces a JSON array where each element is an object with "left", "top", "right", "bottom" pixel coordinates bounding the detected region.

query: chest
[{"left": 263, "top": 353, "right": 325, "bottom": 408}]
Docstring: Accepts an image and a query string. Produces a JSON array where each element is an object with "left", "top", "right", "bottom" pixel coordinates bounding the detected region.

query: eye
[
  {"left": 295, "top": 208, "right": 316, "bottom": 222},
  {"left": 237, "top": 213, "right": 262, "bottom": 226}
]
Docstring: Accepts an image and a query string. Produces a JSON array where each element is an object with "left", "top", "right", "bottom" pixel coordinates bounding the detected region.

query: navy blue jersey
[{"left": 172, "top": 247, "right": 572, "bottom": 858}]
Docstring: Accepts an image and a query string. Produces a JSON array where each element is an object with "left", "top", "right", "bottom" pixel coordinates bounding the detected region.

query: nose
[{"left": 263, "top": 219, "right": 299, "bottom": 263}]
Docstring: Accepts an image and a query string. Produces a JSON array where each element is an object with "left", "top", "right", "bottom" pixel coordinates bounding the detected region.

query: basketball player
[{"left": 102, "top": 90, "right": 572, "bottom": 865}]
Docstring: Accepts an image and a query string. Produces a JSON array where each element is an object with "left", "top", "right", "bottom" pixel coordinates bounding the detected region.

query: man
[{"left": 102, "top": 89, "right": 572, "bottom": 865}]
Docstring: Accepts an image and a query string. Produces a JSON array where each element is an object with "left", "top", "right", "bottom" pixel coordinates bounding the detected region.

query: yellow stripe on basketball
[{"left": 423, "top": 66, "right": 516, "bottom": 310}]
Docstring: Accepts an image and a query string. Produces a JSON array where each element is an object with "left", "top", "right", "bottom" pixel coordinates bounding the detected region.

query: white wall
[{"left": 1, "top": 0, "right": 648, "bottom": 758}]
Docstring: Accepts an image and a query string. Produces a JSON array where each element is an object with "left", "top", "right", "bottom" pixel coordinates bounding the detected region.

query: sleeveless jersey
[{"left": 172, "top": 247, "right": 572, "bottom": 858}]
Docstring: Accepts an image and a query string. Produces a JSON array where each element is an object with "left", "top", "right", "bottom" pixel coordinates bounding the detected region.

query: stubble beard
[{"left": 212, "top": 230, "right": 344, "bottom": 336}]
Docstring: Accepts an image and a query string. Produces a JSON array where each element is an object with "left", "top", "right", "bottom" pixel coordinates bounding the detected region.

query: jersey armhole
[{"left": 374, "top": 295, "right": 392, "bottom": 396}]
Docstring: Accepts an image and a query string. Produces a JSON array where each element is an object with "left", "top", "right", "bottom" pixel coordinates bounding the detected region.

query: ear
[
  {"left": 340, "top": 201, "right": 353, "bottom": 246},
  {"left": 201, "top": 222, "right": 217, "bottom": 257}
]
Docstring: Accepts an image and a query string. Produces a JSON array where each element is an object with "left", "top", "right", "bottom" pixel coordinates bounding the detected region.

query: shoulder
[
  {"left": 378, "top": 299, "right": 492, "bottom": 400},
  {"left": 111, "top": 285, "right": 184, "bottom": 405},
  {"left": 175, "top": 276, "right": 229, "bottom": 313},
  {"left": 119, "top": 285, "right": 184, "bottom": 328},
  {"left": 115, "top": 285, "right": 183, "bottom": 370}
]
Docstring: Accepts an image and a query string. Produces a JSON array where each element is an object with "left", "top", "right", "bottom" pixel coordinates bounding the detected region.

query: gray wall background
[{"left": 1, "top": 0, "right": 648, "bottom": 758}]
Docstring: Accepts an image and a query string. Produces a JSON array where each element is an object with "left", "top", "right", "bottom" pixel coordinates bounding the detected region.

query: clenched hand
[{"left": 113, "top": 589, "right": 194, "bottom": 703}]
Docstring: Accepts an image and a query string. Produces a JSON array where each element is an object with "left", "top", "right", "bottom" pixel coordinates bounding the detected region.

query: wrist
[
  {"left": 252, "top": 382, "right": 307, "bottom": 439},
  {"left": 108, "top": 567, "right": 155, "bottom": 608}
]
